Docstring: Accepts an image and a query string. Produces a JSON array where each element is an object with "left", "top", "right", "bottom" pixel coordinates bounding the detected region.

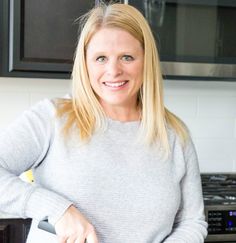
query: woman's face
[{"left": 86, "top": 27, "right": 144, "bottom": 111}]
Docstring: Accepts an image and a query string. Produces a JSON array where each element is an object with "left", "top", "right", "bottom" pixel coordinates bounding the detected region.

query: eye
[
  {"left": 121, "top": 55, "right": 134, "bottom": 62},
  {"left": 96, "top": 56, "right": 107, "bottom": 63}
]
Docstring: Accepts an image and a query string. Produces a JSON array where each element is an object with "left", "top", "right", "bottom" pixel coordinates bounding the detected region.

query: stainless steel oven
[
  {"left": 127, "top": 0, "right": 236, "bottom": 80},
  {"left": 201, "top": 174, "right": 236, "bottom": 242},
  {"left": 205, "top": 205, "right": 236, "bottom": 242}
]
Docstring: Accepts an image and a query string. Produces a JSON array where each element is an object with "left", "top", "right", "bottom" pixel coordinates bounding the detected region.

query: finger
[
  {"left": 57, "top": 236, "right": 68, "bottom": 243},
  {"left": 74, "top": 238, "right": 87, "bottom": 243},
  {"left": 86, "top": 230, "right": 99, "bottom": 243},
  {"left": 66, "top": 236, "right": 76, "bottom": 243}
]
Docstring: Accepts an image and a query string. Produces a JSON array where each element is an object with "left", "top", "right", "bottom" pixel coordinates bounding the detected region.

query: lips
[{"left": 103, "top": 81, "right": 128, "bottom": 88}]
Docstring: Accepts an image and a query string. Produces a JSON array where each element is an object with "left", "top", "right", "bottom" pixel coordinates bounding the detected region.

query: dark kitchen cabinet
[
  {"left": 0, "top": 218, "right": 31, "bottom": 243},
  {"left": 0, "top": 0, "right": 103, "bottom": 79}
]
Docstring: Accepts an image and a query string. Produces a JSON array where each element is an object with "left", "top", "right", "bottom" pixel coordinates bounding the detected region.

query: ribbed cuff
[{"left": 24, "top": 185, "right": 73, "bottom": 225}]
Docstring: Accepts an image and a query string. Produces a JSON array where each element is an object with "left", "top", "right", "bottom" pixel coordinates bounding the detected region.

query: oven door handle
[{"left": 38, "top": 220, "right": 87, "bottom": 243}]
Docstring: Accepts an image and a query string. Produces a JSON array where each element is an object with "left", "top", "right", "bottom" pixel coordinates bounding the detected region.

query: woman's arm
[
  {"left": 0, "top": 99, "right": 72, "bottom": 225},
  {"left": 162, "top": 139, "right": 208, "bottom": 243}
]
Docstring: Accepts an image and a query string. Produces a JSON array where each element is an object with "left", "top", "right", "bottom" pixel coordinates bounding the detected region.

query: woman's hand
[{"left": 55, "top": 205, "right": 99, "bottom": 243}]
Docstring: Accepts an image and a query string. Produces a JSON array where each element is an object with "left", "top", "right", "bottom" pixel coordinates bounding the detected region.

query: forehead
[{"left": 86, "top": 27, "right": 143, "bottom": 53}]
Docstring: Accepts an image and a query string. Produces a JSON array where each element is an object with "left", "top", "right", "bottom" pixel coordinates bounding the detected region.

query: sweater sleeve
[
  {"left": 0, "top": 99, "right": 73, "bottom": 225},
  {"left": 162, "top": 138, "right": 208, "bottom": 243}
]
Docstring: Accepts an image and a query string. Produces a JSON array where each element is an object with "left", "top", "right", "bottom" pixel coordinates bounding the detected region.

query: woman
[{"left": 0, "top": 3, "right": 207, "bottom": 243}]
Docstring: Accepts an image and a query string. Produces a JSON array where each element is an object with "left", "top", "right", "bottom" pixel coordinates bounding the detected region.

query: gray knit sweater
[{"left": 0, "top": 98, "right": 207, "bottom": 243}]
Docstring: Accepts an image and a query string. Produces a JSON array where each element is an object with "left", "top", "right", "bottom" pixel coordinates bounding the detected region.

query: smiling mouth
[{"left": 103, "top": 81, "right": 128, "bottom": 88}]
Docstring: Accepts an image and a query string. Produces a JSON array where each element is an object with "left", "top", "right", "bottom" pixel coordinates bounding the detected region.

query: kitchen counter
[{"left": 0, "top": 211, "right": 19, "bottom": 219}]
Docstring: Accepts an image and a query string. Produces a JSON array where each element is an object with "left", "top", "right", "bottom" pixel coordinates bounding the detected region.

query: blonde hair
[{"left": 57, "top": 2, "right": 189, "bottom": 153}]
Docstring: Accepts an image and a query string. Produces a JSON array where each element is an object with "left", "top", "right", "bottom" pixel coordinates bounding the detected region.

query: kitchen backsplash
[{"left": 0, "top": 77, "right": 236, "bottom": 173}]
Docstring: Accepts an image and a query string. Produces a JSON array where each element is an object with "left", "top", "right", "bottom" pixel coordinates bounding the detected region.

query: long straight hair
[{"left": 57, "top": 3, "right": 189, "bottom": 154}]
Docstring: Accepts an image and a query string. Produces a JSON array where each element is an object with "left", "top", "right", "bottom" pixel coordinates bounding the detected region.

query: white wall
[
  {"left": 164, "top": 80, "right": 236, "bottom": 172},
  {"left": 0, "top": 77, "right": 236, "bottom": 173}
]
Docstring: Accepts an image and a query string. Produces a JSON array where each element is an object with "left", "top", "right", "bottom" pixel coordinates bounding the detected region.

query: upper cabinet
[
  {"left": 0, "top": 0, "right": 101, "bottom": 79},
  {"left": 1, "top": 0, "right": 236, "bottom": 80}
]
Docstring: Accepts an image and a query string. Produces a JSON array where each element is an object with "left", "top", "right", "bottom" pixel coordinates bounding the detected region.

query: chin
[{"left": 102, "top": 97, "right": 128, "bottom": 106}]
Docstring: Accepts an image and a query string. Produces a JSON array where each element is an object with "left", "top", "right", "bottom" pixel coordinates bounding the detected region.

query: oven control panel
[{"left": 207, "top": 210, "right": 236, "bottom": 234}]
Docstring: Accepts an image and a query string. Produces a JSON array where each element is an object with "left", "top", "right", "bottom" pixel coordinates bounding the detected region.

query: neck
[{"left": 101, "top": 104, "right": 141, "bottom": 122}]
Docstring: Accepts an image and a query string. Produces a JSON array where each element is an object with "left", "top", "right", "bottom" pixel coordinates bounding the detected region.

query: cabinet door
[
  {"left": 0, "top": 224, "right": 10, "bottom": 243},
  {"left": 0, "top": 0, "right": 125, "bottom": 79},
  {"left": 0, "top": 219, "right": 31, "bottom": 243},
  {"left": 0, "top": 0, "right": 95, "bottom": 79}
]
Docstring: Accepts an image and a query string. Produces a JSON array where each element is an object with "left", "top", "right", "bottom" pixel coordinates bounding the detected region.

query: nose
[{"left": 106, "top": 59, "right": 122, "bottom": 77}]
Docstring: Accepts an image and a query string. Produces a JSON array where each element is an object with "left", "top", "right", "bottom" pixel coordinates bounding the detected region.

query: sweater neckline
[{"left": 106, "top": 117, "right": 140, "bottom": 130}]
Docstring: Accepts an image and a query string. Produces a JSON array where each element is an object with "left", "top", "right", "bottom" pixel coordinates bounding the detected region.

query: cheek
[
  {"left": 88, "top": 69, "right": 103, "bottom": 93},
  {"left": 87, "top": 65, "right": 103, "bottom": 82},
  {"left": 133, "top": 63, "right": 144, "bottom": 82}
]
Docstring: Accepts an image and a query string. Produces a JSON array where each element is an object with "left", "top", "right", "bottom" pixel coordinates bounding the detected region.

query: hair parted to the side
[{"left": 57, "top": 2, "right": 189, "bottom": 154}]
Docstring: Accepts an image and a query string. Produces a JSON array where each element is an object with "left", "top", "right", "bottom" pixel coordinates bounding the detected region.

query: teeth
[{"left": 104, "top": 81, "right": 126, "bottom": 87}]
